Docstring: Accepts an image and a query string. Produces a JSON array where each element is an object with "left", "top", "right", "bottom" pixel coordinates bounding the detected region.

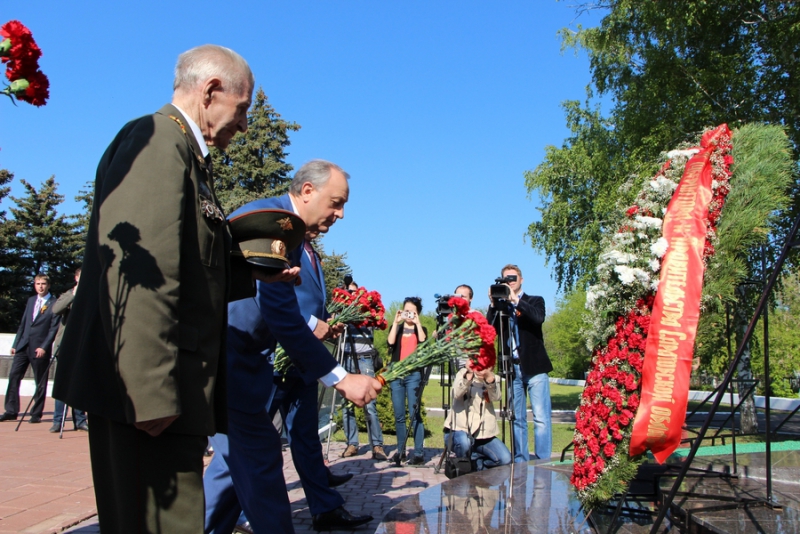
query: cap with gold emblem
[{"left": 228, "top": 208, "right": 306, "bottom": 301}]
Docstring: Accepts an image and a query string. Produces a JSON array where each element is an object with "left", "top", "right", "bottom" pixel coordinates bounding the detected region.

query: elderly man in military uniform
[{"left": 53, "top": 45, "right": 295, "bottom": 534}]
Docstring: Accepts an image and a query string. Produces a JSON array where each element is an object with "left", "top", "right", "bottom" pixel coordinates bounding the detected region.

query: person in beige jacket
[{"left": 444, "top": 363, "right": 512, "bottom": 470}]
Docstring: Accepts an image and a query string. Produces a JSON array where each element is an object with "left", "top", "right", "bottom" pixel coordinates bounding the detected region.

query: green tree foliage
[
  {"left": 525, "top": 99, "right": 640, "bottom": 292},
  {"left": 753, "top": 273, "right": 800, "bottom": 397},
  {"left": 1, "top": 176, "right": 82, "bottom": 330},
  {"left": 72, "top": 180, "right": 94, "bottom": 251},
  {"left": 0, "top": 169, "right": 16, "bottom": 330},
  {"left": 695, "top": 125, "right": 794, "bottom": 428},
  {"left": 212, "top": 87, "right": 301, "bottom": 213},
  {"left": 312, "top": 236, "right": 352, "bottom": 304},
  {"left": 528, "top": 0, "right": 800, "bottom": 292},
  {"left": 543, "top": 289, "right": 593, "bottom": 379}
]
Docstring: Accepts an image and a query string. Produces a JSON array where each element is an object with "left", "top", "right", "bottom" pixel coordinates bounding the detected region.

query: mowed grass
[
  {"left": 328, "top": 381, "right": 784, "bottom": 459},
  {"left": 330, "top": 382, "right": 585, "bottom": 456}
]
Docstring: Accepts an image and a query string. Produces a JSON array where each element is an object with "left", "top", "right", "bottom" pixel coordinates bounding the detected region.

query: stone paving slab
[
  {"left": 0, "top": 396, "right": 95, "bottom": 534},
  {"left": 0, "top": 395, "right": 449, "bottom": 534},
  {"left": 64, "top": 442, "right": 449, "bottom": 534}
]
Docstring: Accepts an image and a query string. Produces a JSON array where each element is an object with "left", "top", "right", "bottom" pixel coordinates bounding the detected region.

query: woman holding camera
[{"left": 386, "top": 297, "right": 427, "bottom": 465}]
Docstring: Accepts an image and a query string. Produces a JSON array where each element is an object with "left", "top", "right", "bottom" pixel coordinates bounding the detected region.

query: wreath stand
[{"left": 637, "top": 211, "right": 800, "bottom": 533}]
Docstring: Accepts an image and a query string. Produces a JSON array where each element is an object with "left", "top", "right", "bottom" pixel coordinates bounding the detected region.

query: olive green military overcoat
[{"left": 54, "top": 104, "right": 230, "bottom": 436}]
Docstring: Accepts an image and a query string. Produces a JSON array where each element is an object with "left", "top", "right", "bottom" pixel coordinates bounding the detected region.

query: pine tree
[
  {"left": 313, "top": 236, "right": 352, "bottom": 303},
  {"left": 0, "top": 169, "right": 17, "bottom": 330},
  {"left": 212, "top": 87, "right": 301, "bottom": 213},
  {"left": 71, "top": 180, "right": 94, "bottom": 252},
  {"left": 2, "top": 176, "right": 83, "bottom": 329}
]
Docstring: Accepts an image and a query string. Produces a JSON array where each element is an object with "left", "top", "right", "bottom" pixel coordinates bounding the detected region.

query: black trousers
[
  {"left": 88, "top": 413, "right": 207, "bottom": 534},
  {"left": 4, "top": 349, "right": 50, "bottom": 417}
]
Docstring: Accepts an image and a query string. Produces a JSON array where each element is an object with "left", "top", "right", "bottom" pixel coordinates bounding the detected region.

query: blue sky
[{"left": 1, "top": 1, "right": 605, "bottom": 313}]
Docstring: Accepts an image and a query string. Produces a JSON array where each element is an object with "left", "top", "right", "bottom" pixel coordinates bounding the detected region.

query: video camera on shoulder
[{"left": 490, "top": 274, "right": 517, "bottom": 306}]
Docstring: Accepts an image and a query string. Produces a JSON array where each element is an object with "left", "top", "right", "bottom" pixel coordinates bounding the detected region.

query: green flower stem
[{"left": 379, "top": 320, "right": 482, "bottom": 382}]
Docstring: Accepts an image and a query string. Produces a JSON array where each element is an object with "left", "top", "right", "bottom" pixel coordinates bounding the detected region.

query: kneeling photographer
[{"left": 443, "top": 362, "right": 511, "bottom": 471}]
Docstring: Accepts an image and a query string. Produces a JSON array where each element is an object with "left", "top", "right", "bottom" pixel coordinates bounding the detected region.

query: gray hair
[
  {"left": 173, "top": 44, "right": 254, "bottom": 96},
  {"left": 289, "top": 159, "right": 350, "bottom": 195}
]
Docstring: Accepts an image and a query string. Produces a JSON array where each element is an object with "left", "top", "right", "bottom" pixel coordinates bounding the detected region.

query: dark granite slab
[{"left": 376, "top": 462, "right": 593, "bottom": 534}]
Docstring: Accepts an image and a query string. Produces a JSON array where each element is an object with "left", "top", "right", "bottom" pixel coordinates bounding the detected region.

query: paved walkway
[
  {"left": 0, "top": 396, "right": 448, "bottom": 534},
  {"left": 0, "top": 397, "right": 95, "bottom": 534}
]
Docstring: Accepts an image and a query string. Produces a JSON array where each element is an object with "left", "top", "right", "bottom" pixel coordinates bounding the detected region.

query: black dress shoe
[
  {"left": 76, "top": 423, "right": 89, "bottom": 431},
  {"left": 0, "top": 412, "right": 17, "bottom": 422},
  {"left": 326, "top": 471, "right": 353, "bottom": 488},
  {"left": 312, "top": 506, "right": 373, "bottom": 531},
  {"left": 29, "top": 415, "right": 42, "bottom": 423},
  {"left": 49, "top": 424, "right": 60, "bottom": 433}
]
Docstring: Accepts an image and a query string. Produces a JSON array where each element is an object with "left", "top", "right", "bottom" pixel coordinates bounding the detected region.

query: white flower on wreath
[
  {"left": 602, "top": 250, "right": 637, "bottom": 265},
  {"left": 612, "top": 232, "right": 635, "bottom": 246},
  {"left": 667, "top": 148, "right": 700, "bottom": 159},
  {"left": 614, "top": 265, "right": 636, "bottom": 285},
  {"left": 636, "top": 215, "right": 663, "bottom": 229},
  {"left": 633, "top": 268, "right": 651, "bottom": 284},
  {"left": 586, "top": 289, "right": 605, "bottom": 308},
  {"left": 650, "top": 237, "right": 669, "bottom": 258},
  {"left": 649, "top": 258, "right": 661, "bottom": 272},
  {"left": 650, "top": 175, "right": 678, "bottom": 195}
]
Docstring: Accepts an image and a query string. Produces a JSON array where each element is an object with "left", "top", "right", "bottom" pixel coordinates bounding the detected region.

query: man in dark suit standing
[
  {"left": 204, "top": 160, "right": 380, "bottom": 534},
  {"left": 486, "top": 264, "right": 553, "bottom": 463},
  {"left": 52, "top": 44, "right": 294, "bottom": 534},
  {"left": 1, "top": 273, "right": 60, "bottom": 423}
]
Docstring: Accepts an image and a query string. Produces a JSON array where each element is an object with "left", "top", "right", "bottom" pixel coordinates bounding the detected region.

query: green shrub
[{"left": 333, "top": 380, "right": 431, "bottom": 438}]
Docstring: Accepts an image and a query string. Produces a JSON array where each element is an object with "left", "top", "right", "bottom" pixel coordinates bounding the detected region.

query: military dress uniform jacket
[{"left": 54, "top": 104, "right": 231, "bottom": 436}]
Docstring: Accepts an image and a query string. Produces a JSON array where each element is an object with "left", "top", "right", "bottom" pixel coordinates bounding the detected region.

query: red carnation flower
[
  {"left": 447, "top": 296, "right": 470, "bottom": 317},
  {"left": 14, "top": 69, "right": 48, "bottom": 106}
]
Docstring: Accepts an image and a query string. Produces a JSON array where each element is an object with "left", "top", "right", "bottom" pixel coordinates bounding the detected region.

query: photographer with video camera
[
  {"left": 386, "top": 297, "right": 427, "bottom": 465},
  {"left": 486, "top": 264, "right": 552, "bottom": 462}
]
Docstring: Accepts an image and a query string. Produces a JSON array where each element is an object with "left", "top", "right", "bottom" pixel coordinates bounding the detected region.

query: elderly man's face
[
  {"left": 204, "top": 83, "right": 252, "bottom": 150},
  {"left": 299, "top": 169, "right": 349, "bottom": 236}
]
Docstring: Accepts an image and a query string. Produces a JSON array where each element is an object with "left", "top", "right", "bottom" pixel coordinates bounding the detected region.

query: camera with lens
[
  {"left": 490, "top": 274, "right": 517, "bottom": 302},
  {"left": 435, "top": 294, "right": 455, "bottom": 316}
]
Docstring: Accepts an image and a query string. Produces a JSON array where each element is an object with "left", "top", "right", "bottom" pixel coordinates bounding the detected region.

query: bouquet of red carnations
[
  {"left": 376, "top": 297, "right": 496, "bottom": 384},
  {"left": 273, "top": 286, "right": 388, "bottom": 376},
  {"left": 327, "top": 286, "right": 389, "bottom": 330},
  {"left": 1, "top": 20, "right": 49, "bottom": 106}
]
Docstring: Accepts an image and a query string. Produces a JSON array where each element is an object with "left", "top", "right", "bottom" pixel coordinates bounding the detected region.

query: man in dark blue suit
[
  {"left": 1, "top": 274, "right": 60, "bottom": 423},
  {"left": 204, "top": 160, "right": 381, "bottom": 534}
]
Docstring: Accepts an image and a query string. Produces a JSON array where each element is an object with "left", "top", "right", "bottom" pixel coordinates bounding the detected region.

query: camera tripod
[
  {"left": 489, "top": 302, "right": 518, "bottom": 461},
  {"left": 326, "top": 324, "right": 381, "bottom": 460}
]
